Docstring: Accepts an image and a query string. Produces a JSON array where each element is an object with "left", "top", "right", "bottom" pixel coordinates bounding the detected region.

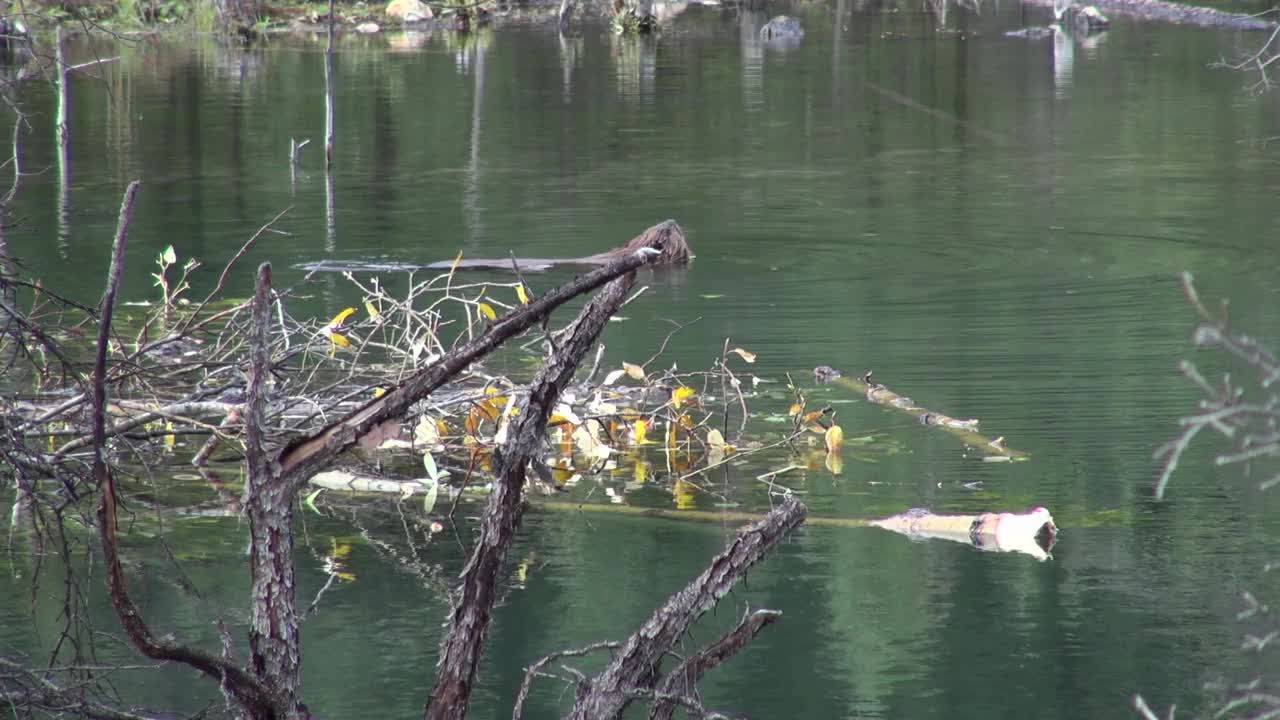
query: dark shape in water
[
  {"left": 1004, "top": 25, "right": 1057, "bottom": 39},
  {"left": 760, "top": 15, "right": 804, "bottom": 49},
  {"left": 296, "top": 219, "right": 691, "bottom": 274},
  {"left": 1072, "top": 5, "right": 1110, "bottom": 31},
  {"left": 813, "top": 365, "right": 843, "bottom": 384}
]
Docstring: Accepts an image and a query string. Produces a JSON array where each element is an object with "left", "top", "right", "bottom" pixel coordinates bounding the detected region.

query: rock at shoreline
[{"left": 386, "top": 0, "right": 433, "bottom": 22}]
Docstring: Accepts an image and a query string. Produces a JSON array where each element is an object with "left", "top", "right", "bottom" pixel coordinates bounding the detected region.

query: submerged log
[
  {"left": 814, "top": 366, "right": 1028, "bottom": 460},
  {"left": 296, "top": 219, "right": 692, "bottom": 274},
  {"left": 870, "top": 506, "right": 1059, "bottom": 561}
]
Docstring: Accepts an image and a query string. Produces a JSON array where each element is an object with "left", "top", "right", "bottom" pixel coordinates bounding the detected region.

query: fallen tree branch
[
  {"left": 49, "top": 400, "right": 239, "bottom": 460},
  {"left": 425, "top": 266, "right": 640, "bottom": 720},
  {"left": 0, "top": 656, "right": 168, "bottom": 720},
  {"left": 276, "top": 226, "right": 677, "bottom": 491},
  {"left": 815, "top": 366, "right": 1027, "bottom": 460},
  {"left": 648, "top": 608, "right": 781, "bottom": 720},
  {"left": 564, "top": 495, "right": 806, "bottom": 720},
  {"left": 512, "top": 641, "right": 622, "bottom": 720}
]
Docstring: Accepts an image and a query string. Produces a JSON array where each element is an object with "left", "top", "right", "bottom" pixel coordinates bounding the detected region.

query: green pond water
[{"left": 5, "top": 3, "right": 1280, "bottom": 718}]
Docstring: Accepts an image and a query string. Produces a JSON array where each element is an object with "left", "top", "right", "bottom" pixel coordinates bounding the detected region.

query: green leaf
[
  {"left": 161, "top": 245, "right": 177, "bottom": 265},
  {"left": 304, "top": 488, "right": 323, "bottom": 514},
  {"left": 423, "top": 451, "right": 440, "bottom": 482},
  {"left": 422, "top": 479, "right": 439, "bottom": 514}
]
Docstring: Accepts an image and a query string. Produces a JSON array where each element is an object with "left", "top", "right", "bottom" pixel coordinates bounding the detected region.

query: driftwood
[
  {"left": 296, "top": 219, "right": 692, "bottom": 274},
  {"left": 870, "top": 507, "right": 1059, "bottom": 561},
  {"left": 814, "top": 366, "right": 1027, "bottom": 460}
]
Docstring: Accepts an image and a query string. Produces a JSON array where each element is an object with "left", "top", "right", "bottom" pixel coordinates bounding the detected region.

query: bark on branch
[
  {"left": 648, "top": 608, "right": 782, "bottom": 720},
  {"left": 245, "top": 262, "right": 302, "bottom": 717},
  {"left": 424, "top": 269, "right": 640, "bottom": 720},
  {"left": 565, "top": 496, "right": 807, "bottom": 720}
]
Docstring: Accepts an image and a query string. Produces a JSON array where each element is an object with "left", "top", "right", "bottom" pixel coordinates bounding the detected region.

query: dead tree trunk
[
  {"left": 245, "top": 263, "right": 302, "bottom": 718},
  {"left": 213, "top": 0, "right": 262, "bottom": 35},
  {"left": 425, "top": 271, "right": 638, "bottom": 720}
]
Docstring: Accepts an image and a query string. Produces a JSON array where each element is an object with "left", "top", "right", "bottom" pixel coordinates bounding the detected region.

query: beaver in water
[
  {"left": 296, "top": 220, "right": 691, "bottom": 274},
  {"left": 427, "top": 219, "right": 692, "bottom": 271}
]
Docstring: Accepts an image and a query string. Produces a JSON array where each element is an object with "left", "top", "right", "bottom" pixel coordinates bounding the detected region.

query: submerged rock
[{"left": 760, "top": 15, "right": 804, "bottom": 48}]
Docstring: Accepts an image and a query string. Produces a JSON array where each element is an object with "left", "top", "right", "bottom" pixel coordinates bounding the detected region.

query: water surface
[{"left": 5, "top": 5, "right": 1280, "bottom": 718}]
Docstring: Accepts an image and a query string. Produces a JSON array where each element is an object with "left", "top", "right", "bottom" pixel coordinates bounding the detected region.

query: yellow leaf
[
  {"left": 632, "top": 419, "right": 649, "bottom": 444},
  {"left": 328, "top": 306, "right": 357, "bottom": 328},
  {"left": 604, "top": 369, "right": 626, "bottom": 385},
  {"left": 373, "top": 387, "right": 386, "bottom": 398},
  {"left": 476, "top": 400, "right": 500, "bottom": 422},
  {"left": 325, "top": 331, "right": 350, "bottom": 348},
  {"left": 825, "top": 424, "right": 845, "bottom": 453},
  {"left": 825, "top": 451, "right": 844, "bottom": 475},
  {"left": 365, "top": 301, "right": 381, "bottom": 320},
  {"left": 731, "top": 347, "right": 757, "bottom": 363},
  {"left": 163, "top": 420, "right": 175, "bottom": 450},
  {"left": 671, "top": 386, "right": 696, "bottom": 409},
  {"left": 623, "top": 362, "right": 646, "bottom": 381},
  {"left": 414, "top": 415, "right": 440, "bottom": 445},
  {"left": 477, "top": 303, "right": 498, "bottom": 322},
  {"left": 706, "top": 428, "right": 727, "bottom": 449},
  {"left": 788, "top": 403, "right": 804, "bottom": 417},
  {"left": 801, "top": 410, "right": 825, "bottom": 425},
  {"left": 672, "top": 479, "right": 695, "bottom": 510},
  {"left": 634, "top": 461, "right": 649, "bottom": 484},
  {"left": 516, "top": 284, "right": 531, "bottom": 305}
]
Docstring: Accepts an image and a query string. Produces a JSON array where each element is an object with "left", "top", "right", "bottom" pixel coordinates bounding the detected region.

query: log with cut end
[
  {"left": 870, "top": 506, "right": 1058, "bottom": 561},
  {"left": 813, "top": 366, "right": 1027, "bottom": 459}
]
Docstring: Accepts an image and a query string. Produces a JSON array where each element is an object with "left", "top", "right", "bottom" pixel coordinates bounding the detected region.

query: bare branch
[{"left": 426, "top": 267, "right": 640, "bottom": 720}]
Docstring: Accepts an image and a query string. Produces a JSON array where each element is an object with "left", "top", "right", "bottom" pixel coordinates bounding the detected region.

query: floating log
[
  {"left": 870, "top": 506, "right": 1058, "bottom": 561},
  {"left": 309, "top": 469, "right": 441, "bottom": 496},
  {"left": 814, "top": 366, "right": 1027, "bottom": 460}
]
